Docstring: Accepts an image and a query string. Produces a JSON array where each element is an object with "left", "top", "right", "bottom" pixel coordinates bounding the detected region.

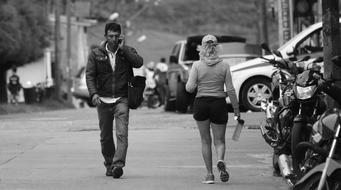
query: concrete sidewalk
[{"left": 0, "top": 108, "right": 288, "bottom": 190}]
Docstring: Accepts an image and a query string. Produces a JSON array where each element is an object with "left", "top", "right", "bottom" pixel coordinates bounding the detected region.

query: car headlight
[{"left": 295, "top": 85, "right": 316, "bottom": 100}]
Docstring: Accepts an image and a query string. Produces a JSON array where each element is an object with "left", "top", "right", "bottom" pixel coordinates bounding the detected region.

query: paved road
[{"left": 0, "top": 107, "right": 289, "bottom": 190}]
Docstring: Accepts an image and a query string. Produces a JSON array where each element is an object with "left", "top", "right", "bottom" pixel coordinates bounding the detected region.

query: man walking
[{"left": 86, "top": 22, "right": 143, "bottom": 178}]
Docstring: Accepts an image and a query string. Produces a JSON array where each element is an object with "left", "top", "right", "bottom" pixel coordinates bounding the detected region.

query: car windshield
[{"left": 278, "top": 23, "right": 321, "bottom": 52}]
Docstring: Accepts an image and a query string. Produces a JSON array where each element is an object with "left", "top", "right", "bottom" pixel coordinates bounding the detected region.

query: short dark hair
[
  {"left": 160, "top": 57, "right": 166, "bottom": 62},
  {"left": 104, "top": 22, "right": 121, "bottom": 36}
]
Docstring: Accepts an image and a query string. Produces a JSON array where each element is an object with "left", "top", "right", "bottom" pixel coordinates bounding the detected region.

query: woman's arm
[
  {"left": 185, "top": 62, "right": 198, "bottom": 93},
  {"left": 225, "top": 64, "right": 240, "bottom": 116}
]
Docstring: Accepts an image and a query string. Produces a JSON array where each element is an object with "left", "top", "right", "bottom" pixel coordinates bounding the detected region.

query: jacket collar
[{"left": 99, "top": 40, "right": 123, "bottom": 56}]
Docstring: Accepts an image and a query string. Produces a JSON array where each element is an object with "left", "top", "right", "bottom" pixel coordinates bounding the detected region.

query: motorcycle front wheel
[
  {"left": 272, "top": 151, "right": 280, "bottom": 174},
  {"left": 291, "top": 122, "right": 310, "bottom": 177},
  {"left": 296, "top": 174, "right": 325, "bottom": 190},
  {"left": 295, "top": 173, "right": 341, "bottom": 190}
]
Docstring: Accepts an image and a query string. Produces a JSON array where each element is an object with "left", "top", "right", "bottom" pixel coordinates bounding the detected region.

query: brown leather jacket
[{"left": 86, "top": 41, "right": 143, "bottom": 99}]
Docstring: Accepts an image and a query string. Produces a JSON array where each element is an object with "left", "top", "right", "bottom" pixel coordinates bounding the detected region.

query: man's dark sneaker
[
  {"left": 106, "top": 167, "right": 113, "bottom": 176},
  {"left": 104, "top": 162, "right": 112, "bottom": 176},
  {"left": 217, "top": 160, "right": 230, "bottom": 182},
  {"left": 112, "top": 167, "right": 123, "bottom": 179}
]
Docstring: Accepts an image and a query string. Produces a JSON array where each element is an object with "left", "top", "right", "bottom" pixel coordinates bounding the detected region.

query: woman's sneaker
[
  {"left": 201, "top": 174, "right": 215, "bottom": 184},
  {"left": 217, "top": 160, "right": 229, "bottom": 182}
]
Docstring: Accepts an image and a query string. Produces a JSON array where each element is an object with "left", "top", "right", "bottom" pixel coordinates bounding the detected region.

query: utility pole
[
  {"left": 322, "top": 0, "right": 341, "bottom": 108},
  {"left": 255, "top": 0, "right": 262, "bottom": 44},
  {"left": 255, "top": 0, "right": 268, "bottom": 44},
  {"left": 317, "top": 0, "right": 323, "bottom": 22},
  {"left": 53, "top": 0, "right": 62, "bottom": 101},
  {"left": 277, "top": 0, "right": 293, "bottom": 46},
  {"left": 66, "top": 0, "right": 72, "bottom": 105},
  {"left": 261, "top": 0, "right": 269, "bottom": 44}
]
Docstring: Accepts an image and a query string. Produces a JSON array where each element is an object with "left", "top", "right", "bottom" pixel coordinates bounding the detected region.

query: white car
[{"left": 229, "top": 19, "right": 341, "bottom": 111}]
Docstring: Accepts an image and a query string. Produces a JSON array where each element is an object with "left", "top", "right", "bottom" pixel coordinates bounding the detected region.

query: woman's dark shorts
[{"left": 193, "top": 97, "right": 228, "bottom": 124}]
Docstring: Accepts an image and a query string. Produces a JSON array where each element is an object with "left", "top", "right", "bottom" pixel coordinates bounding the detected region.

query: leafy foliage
[
  {"left": 0, "top": 0, "right": 50, "bottom": 69},
  {"left": 88, "top": 0, "right": 278, "bottom": 44}
]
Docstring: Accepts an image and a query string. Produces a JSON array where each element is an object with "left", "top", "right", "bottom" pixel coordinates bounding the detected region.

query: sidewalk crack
[{"left": 0, "top": 140, "right": 47, "bottom": 166}]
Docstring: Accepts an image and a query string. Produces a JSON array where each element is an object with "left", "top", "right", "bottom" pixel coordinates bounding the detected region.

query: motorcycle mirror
[
  {"left": 313, "top": 56, "right": 324, "bottom": 63},
  {"left": 331, "top": 55, "right": 341, "bottom": 67},
  {"left": 260, "top": 43, "right": 271, "bottom": 54},
  {"left": 272, "top": 50, "right": 283, "bottom": 58}
]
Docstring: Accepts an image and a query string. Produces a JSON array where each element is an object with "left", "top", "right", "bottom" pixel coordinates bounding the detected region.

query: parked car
[
  {"left": 229, "top": 19, "right": 341, "bottom": 111},
  {"left": 71, "top": 66, "right": 95, "bottom": 107},
  {"left": 168, "top": 35, "right": 261, "bottom": 113}
]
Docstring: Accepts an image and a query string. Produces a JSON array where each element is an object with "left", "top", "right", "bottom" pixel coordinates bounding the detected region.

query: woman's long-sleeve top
[{"left": 186, "top": 59, "right": 240, "bottom": 115}]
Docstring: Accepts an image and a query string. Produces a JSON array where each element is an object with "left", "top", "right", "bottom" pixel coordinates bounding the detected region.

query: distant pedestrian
[
  {"left": 154, "top": 57, "right": 168, "bottom": 105},
  {"left": 185, "top": 34, "right": 241, "bottom": 184},
  {"left": 143, "top": 61, "right": 156, "bottom": 90},
  {"left": 7, "top": 66, "right": 22, "bottom": 105},
  {"left": 85, "top": 22, "right": 143, "bottom": 178}
]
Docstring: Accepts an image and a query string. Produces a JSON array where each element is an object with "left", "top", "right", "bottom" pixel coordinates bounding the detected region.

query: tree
[{"left": 0, "top": 0, "right": 50, "bottom": 103}]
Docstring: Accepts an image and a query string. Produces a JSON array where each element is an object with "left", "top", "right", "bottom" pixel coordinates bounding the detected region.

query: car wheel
[
  {"left": 241, "top": 78, "right": 271, "bottom": 111},
  {"left": 176, "top": 81, "right": 189, "bottom": 113}
]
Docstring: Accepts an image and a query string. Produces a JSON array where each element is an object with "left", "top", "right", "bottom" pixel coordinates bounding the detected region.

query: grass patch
[{"left": 0, "top": 99, "right": 74, "bottom": 115}]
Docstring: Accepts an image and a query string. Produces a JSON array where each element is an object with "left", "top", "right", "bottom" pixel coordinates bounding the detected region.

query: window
[
  {"left": 170, "top": 43, "right": 181, "bottom": 61},
  {"left": 296, "top": 28, "right": 323, "bottom": 56}
]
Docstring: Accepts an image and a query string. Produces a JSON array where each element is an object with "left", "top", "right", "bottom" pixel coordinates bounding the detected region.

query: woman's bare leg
[
  {"left": 211, "top": 123, "right": 227, "bottom": 161},
  {"left": 211, "top": 123, "right": 230, "bottom": 182},
  {"left": 196, "top": 120, "right": 213, "bottom": 175}
]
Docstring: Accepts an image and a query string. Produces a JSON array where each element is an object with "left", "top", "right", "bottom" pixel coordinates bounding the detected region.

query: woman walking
[{"left": 186, "top": 34, "right": 241, "bottom": 184}]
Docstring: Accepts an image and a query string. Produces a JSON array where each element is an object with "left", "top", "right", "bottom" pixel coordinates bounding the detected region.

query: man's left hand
[{"left": 118, "top": 35, "right": 125, "bottom": 48}]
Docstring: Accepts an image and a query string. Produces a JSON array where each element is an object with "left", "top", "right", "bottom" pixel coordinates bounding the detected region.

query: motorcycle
[
  {"left": 259, "top": 44, "right": 309, "bottom": 185},
  {"left": 293, "top": 55, "right": 341, "bottom": 190},
  {"left": 144, "top": 67, "right": 162, "bottom": 109},
  {"left": 293, "top": 108, "right": 341, "bottom": 190},
  {"left": 291, "top": 57, "right": 327, "bottom": 178},
  {"left": 144, "top": 86, "right": 161, "bottom": 109}
]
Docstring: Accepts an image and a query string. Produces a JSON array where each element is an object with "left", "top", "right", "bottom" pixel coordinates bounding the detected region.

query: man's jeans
[{"left": 96, "top": 98, "right": 129, "bottom": 168}]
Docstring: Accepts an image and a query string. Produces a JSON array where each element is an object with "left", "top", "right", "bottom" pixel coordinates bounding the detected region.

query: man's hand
[
  {"left": 92, "top": 94, "right": 101, "bottom": 106},
  {"left": 118, "top": 35, "right": 125, "bottom": 48}
]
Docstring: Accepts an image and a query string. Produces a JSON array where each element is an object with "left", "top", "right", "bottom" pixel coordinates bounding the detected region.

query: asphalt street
[{"left": 0, "top": 107, "right": 290, "bottom": 190}]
